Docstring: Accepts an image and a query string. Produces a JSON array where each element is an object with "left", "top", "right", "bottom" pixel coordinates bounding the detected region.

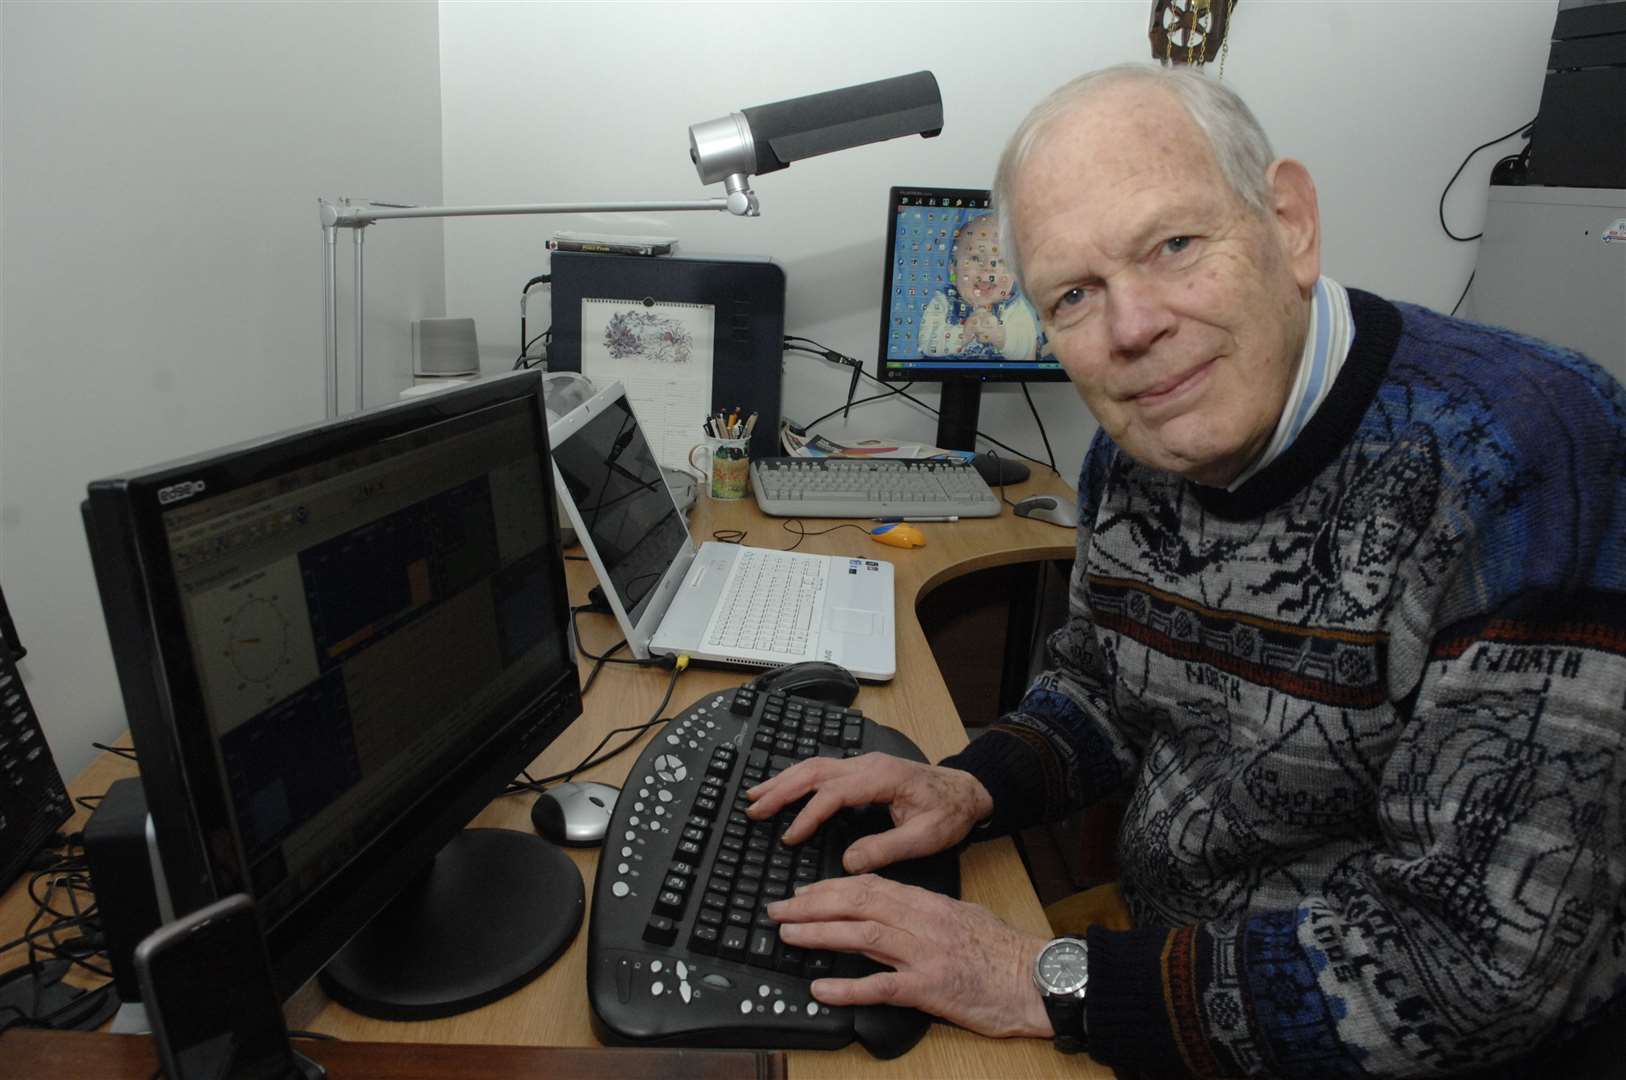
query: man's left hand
[{"left": 767, "top": 874, "right": 1053, "bottom": 1039}]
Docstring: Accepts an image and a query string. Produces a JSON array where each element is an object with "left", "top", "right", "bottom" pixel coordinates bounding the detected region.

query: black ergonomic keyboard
[{"left": 587, "top": 684, "right": 960, "bottom": 1059}]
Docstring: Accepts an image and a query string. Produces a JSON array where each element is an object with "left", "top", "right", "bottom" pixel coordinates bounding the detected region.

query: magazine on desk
[{"left": 778, "top": 421, "right": 976, "bottom": 463}]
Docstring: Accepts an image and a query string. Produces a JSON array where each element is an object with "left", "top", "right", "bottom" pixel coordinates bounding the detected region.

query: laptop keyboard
[{"left": 703, "top": 550, "right": 827, "bottom": 655}]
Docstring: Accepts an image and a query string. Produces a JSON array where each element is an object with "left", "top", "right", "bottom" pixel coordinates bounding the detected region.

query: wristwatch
[{"left": 1032, "top": 936, "right": 1090, "bottom": 1054}]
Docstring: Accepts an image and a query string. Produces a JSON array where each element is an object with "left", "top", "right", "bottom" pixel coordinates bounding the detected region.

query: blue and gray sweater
[{"left": 944, "top": 289, "right": 1626, "bottom": 1077}]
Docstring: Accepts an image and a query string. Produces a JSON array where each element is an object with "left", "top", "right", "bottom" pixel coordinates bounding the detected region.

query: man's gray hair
[{"left": 992, "top": 64, "right": 1276, "bottom": 289}]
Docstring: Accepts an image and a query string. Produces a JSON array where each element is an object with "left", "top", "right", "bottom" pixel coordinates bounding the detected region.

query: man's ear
[{"left": 1266, "top": 158, "right": 1320, "bottom": 292}]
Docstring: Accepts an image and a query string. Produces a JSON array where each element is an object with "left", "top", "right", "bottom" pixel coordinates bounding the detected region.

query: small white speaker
[{"left": 412, "top": 317, "right": 480, "bottom": 377}]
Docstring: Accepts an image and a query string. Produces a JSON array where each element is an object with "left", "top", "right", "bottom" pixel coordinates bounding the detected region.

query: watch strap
[{"left": 1042, "top": 992, "right": 1087, "bottom": 1054}]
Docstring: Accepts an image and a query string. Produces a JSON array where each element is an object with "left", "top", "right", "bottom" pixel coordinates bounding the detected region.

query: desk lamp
[{"left": 318, "top": 71, "right": 942, "bottom": 418}]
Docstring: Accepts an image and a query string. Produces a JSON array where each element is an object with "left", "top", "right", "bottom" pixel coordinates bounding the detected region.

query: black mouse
[
  {"left": 749, "top": 660, "right": 860, "bottom": 706},
  {"left": 530, "top": 781, "right": 619, "bottom": 847}
]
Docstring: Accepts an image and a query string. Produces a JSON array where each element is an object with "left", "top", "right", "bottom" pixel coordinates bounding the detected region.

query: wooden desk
[{"left": 2, "top": 474, "right": 1110, "bottom": 1079}]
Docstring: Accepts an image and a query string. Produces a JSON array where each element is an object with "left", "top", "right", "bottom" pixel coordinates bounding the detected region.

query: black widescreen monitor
[
  {"left": 83, "top": 373, "right": 585, "bottom": 1019},
  {"left": 876, "top": 185, "right": 1067, "bottom": 453}
]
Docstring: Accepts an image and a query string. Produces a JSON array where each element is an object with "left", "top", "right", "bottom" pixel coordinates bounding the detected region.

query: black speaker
[{"left": 83, "top": 777, "right": 164, "bottom": 1001}]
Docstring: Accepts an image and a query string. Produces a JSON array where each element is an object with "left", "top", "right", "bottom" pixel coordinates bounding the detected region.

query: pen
[{"left": 873, "top": 515, "right": 959, "bottom": 523}]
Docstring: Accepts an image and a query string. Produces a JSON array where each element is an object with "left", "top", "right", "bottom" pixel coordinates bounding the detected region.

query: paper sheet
[{"left": 580, "top": 298, "right": 714, "bottom": 468}]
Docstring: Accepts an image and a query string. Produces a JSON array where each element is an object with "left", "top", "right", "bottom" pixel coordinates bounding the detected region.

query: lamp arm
[
  {"left": 318, "top": 186, "right": 758, "bottom": 419},
  {"left": 319, "top": 191, "right": 756, "bottom": 228}
]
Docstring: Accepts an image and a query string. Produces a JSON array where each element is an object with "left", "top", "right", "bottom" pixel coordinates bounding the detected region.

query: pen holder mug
[{"left": 689, "top": 437, "right": 751, "bottom": 500}]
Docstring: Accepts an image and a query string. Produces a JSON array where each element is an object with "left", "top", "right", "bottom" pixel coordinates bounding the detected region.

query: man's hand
[
  {"left": 767, "top": 874, "right": 1053, "bottom": 1039},
  {"left": 745, "top": 754, "right": 993, "bottom": 873}
]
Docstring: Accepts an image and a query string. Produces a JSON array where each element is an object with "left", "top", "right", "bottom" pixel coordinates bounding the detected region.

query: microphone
[{"left": 689, "top": 71, "right": 942, "bottom": 214}]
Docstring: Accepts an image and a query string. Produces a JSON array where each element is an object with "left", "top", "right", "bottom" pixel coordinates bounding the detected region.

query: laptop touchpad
[{"left": 829, "top": 608, "right": 877, "bottom": 636}]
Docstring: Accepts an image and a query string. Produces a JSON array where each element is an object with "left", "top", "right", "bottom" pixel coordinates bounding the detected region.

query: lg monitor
[
  {"left": 83, "top": 372, "right": 584, "bottom": 1019},
  {"left": 876, "top": 185, "right": 1066, "bottom": 453}
]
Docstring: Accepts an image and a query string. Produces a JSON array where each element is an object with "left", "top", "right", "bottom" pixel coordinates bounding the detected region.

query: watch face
[{"left": 1037, "top": 938, "right": 1088, "bottom": 994}]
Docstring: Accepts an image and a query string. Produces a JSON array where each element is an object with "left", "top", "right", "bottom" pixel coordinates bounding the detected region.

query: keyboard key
[
  {"left": 719, "top": 926, "right": 749, "bottom": 961},
  {"left": 748, "top": 930, "right": 778, "bottom": 967},
  {"left": 690, "top": 924, "right": 721, "bottom": 955}
]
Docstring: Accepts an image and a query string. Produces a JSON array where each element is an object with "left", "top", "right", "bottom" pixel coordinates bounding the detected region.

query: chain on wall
[{"left": 1149, "top": 0, "right": 1239, "bottom": 78}]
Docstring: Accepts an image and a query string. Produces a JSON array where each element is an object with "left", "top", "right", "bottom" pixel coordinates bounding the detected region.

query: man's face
[
  {"left": 952, "top": 217, "right": 1015, "bottom": 309},
  {"left": 1011, "top": 84, "right": 1318, "bottom": 487}
]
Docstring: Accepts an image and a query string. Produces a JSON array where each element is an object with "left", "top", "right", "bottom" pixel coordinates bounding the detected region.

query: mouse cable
[
  {"left": 781, "top": 335, "right": 1054, "bottom": 473},
  {"left": 779, "top": 519, "right": 874, "bottom": 553},
  {"left": 979, "top": 449, "right": 1028, "bottom": 510},
  {"left": 506, "top": 657, "right": 690, "bottom": 794}
]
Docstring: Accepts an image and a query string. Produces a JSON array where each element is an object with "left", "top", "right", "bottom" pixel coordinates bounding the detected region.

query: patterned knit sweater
[{"left": 943, "top": 289, "right": 1626, "bottom": 1078}]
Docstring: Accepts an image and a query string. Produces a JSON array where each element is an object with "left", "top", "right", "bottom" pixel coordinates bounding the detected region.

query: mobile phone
[{"left": 133, "top": 893, "right": 322, "bottom": 1080}]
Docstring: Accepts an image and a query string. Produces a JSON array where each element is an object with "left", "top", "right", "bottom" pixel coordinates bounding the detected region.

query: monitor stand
[
  {"left": 318, "top": 828, "right": 583, "bottom": 1020},
  {"left": 937, "top": 381, "right": 1030, "bottom": 487}
]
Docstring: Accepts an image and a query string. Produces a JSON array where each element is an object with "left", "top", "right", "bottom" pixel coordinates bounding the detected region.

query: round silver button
[{"left": 611, "top": 881, "right": 629, "bottom": 898}]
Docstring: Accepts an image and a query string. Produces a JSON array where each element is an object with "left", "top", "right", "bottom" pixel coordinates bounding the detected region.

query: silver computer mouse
[
  {"left": 530, "top": 781, "right": 619, "bottom": 847},
  {"left": 1012, "top": 494, "right": 1080, "bottom": 528}
]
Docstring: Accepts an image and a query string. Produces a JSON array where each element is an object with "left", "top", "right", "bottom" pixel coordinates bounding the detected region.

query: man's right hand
[{"left": 745, "top": 754, "right": 994, "bottom": 874}]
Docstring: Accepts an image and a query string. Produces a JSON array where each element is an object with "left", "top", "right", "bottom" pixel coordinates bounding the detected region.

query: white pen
[{"left": 873, "top": 515, "right": 959, "bottom": 523}]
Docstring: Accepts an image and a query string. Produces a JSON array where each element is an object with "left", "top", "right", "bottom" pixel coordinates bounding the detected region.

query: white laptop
[{"left": 547, "top": 380, "right": 896, "bottom": 681}]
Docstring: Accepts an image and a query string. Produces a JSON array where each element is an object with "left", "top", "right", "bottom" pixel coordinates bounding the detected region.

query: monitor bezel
[
  {"left": 875, "top": 184, "right": 1068, "bottom": 386},
  {"left": 83, "top": 372, "right": 583, "bottom": 999}
]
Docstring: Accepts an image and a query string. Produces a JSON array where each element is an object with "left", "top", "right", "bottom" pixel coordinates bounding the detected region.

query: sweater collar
[
  {"left": 1191, "top": 287, "right": 1402, "bottom": 520},
  {"left": 1225, "top": 276, "right": 1355, "bottom": 490}
]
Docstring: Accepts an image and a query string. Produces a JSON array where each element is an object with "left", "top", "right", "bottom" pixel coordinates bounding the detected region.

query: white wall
[
  {"left": 437, "top": 0, "right": 1558, "bottom": 486},
  {"left": 0, "top": 1, "right": 447, "bottom": 775},
  {"left": 0, "top": 0, "right": 1563, "bottom": 779}
]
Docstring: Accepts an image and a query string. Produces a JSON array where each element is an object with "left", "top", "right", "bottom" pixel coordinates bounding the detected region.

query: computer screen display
[
  {"left": 85, "top": 374, "right": 582, "bottom": 1003},
  {"left": 876, "top": 185, "right": 1065, "bottom": 383},
  {"left": 549, "top": 392, "right": 688, "bottom": 626}
]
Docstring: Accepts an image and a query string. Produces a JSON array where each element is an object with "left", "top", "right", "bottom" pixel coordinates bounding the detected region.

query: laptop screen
[{"left": 551, "top": 393, "right": 689, "bottom": 624}]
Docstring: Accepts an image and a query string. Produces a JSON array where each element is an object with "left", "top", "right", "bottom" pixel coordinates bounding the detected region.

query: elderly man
[{"left": 748, "top": 64, "right": 1626, "bottom": 1077}]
